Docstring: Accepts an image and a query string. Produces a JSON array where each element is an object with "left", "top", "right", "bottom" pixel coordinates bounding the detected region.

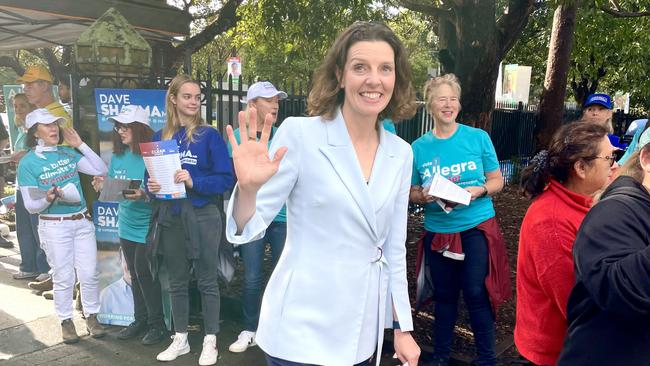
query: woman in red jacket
[{"left": 515, "top": 122, "right": 618, "bottom": 365}]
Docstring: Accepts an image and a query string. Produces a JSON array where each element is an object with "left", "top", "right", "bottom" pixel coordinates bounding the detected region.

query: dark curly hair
[{"left": 521, "top": 122, "right": 609, "bottom": 198}]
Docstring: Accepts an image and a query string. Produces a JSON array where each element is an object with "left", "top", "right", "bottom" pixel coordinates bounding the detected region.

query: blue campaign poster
[
  {"left": 94, "top": 88, "right": 167, "bottom": 133},
  {"left": 93, "top": 201, "right": 120, "bottom": 244},
  {"left": 93, "top": 89, "right": 172, "bottom": 329},
  {"left": 93, "top": 201, "right": 134, "bottom": 326}
]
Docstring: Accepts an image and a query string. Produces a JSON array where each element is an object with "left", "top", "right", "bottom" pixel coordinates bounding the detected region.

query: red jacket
[
  {"left": 415, "top": 216, "right": 512, "bottom": 314},
  {"left": 515, "top": 179, "right": 592, "bottom": 366}
]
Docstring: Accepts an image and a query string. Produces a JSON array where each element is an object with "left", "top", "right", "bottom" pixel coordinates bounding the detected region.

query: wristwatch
[{"left": 480, "top": 185, "right": 488, "bottom": 198}]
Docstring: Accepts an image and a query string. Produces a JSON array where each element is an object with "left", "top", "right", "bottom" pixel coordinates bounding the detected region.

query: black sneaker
[
  {"left": 141, "top": 326, "right": 166, "bottom": 345},
  {"left": 117, "top": 320, "right": 146, "bottom": 340}
]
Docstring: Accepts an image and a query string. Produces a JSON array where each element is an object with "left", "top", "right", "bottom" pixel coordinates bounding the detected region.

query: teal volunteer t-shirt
[
  {"left": 411, "top": 124, "right": 500, "bottom": 233},
  {"left": 109, "top": 148, "right": 152, "bottom": 244},
  {"left": 18, "top": 147, "right": 86, "bottom": 215},
  {"left": 227, "top": 126, "right": 286, "bottom": 223}
]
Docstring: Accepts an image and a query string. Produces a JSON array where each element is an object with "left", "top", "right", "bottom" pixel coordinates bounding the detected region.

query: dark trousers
[
  {"left": 16, "top": 190, "right": 49, "bottom": 274},
  {"left": 240, "top": 220, "right": 286, "bottom": 331},
  {"left": 265, "top": 354, "right": 371, "bottom": 366},
  {"left": 160, "top": 204, "right": 222, "bottom": 334},
  {"left": 426, "top": 228, "right": 496, "bottom": 366},
  {"left": 120, "top": 238, "right": 164, "bottom": 328}
]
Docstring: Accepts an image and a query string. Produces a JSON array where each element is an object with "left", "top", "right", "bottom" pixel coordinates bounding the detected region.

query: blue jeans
[
  {"left": 15, "top": 190, "right": 49, "bottom": 274},
  {"left": 240, "top": 221, "right": 286, "bottom": 331},
  {"left": 425, "top": 228, "right": 495, "bottom": 366},
  {"left": 265, "top": 354, "right": 371, "bottom": 366}
]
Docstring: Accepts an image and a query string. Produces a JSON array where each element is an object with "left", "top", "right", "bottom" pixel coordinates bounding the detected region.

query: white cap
[
  {"left": 25, "top": 108, "right": 65, "bottom": 129},
  {"left": 108, "top": 105, "right": 150, "bottom": 126},
  {"left": 242, "top": 81, "right": 287, "bottom": 103}
]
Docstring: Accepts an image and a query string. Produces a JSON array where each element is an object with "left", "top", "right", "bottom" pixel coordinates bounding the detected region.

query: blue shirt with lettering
[
  {"left": 150, "top": 125, "right": 234, "bottom": 208},
  {"left": 18, "top": 147, "right": 86, "bottom": 215},
  {"left": 109, "top": 148, "right": 151, "bottom": 244},
  {"left": 227, "top": 127, "right": 286, "bottom": 222},
  {"left": 411, "top": 124, "right": 500, "bottom": 233}
]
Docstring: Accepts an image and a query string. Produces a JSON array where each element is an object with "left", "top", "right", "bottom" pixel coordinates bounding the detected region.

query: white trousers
[{"left": 38, "top": 217, "right": 100, "bottom": 321}]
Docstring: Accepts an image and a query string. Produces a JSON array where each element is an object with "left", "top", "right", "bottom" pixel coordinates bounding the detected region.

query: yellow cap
[{"left": 16, "top": 65, "right": 53, "bottom": 83}]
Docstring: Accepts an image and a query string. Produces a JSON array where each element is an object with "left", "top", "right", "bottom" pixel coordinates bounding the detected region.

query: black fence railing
[{"left": 69, "top": 57, "right": 645, "bottom": 178}]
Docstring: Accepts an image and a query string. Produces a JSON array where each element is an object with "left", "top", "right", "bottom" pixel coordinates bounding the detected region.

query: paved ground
[
  {"left": 0, "top": 232, "right": 267, "bottom": 366},
  {"left": 0, "top": 233, "right": 426, "bottom": 366}
]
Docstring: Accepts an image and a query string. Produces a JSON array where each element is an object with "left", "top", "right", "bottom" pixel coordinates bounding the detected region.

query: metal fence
[{"left": 68, "top": 59, "right": 644, "bottom": 188}]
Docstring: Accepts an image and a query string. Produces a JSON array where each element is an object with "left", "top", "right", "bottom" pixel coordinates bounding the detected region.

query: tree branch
[
  {"left": 496, "top": 0, "right": 536, "bottom": 57},
  {"left": 192, "top": 10, "right": 221, "bottom": 20},
  {"left": 600, "top": 4, "right": 650, "bottom": 17},
  {"left": 39, "top": 48, "right": 68, "bottom": 81},
  {"left": 0, "top": 55, "right": 23, "bottom": 75},
  {"left": 398, "top": 0, "right": 453, "bottom": 18},
  {"left": 183, "top": 0, "right": 195, "bottom": 12},
  {"left": 177, "top": 0, "right": 242, "bottom": 55}
]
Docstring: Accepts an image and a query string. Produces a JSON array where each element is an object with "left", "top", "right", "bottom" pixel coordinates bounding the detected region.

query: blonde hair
[
  {"left": 423, "top": 73, "right": 462, "bottom": 116},
  {"left": 307, "top": 21, "right": 417, "bottom": 122},
  {"left": 617, "top": 149, "right": 646, "bottom": 183},
  {"left": 162, "top": 74, "right": 204, "bottom": 143}
]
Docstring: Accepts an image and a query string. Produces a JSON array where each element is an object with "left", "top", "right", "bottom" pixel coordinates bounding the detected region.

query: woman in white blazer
[{"left": 226, "top": 22, "right": 420, "bottom": 366}]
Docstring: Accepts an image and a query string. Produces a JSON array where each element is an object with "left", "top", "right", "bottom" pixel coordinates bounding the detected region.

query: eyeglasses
[
  {"left": 113, "top": 124, "right": 130, "bottom": 133},
  {"left": 589, "top": 155, "right": 617, "bottom": 167}
]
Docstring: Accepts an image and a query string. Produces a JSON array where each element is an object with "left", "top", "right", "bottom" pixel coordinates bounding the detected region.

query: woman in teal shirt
[
  {"left": 93, "top": 105, "right": 165, "bottom": 345},
  {"left": 410, "top": 74, "right": 508, "bottom": 366},
  {"left": 19, "top": 108, "right": 108, "bottom": 344}
]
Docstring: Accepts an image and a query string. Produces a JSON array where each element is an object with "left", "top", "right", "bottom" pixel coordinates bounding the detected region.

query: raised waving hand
[{"left": 226, "top": 107, "right": 287, "bottom": 194}]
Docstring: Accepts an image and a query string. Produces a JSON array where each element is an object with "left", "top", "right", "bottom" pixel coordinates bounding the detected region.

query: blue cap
[{"left": 584, "top": 93, "right": 613, "bottom": 109}]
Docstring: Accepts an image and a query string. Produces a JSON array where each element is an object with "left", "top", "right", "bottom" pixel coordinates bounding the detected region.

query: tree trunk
[
  {"left": 536, "top": 3, "right": 579, "bottom": 150},
  {"left": 448, "top": 2, "right": 500, "bottom": 131},
  {"left": 401, "top": 0, "right": 535, "bottom": 132}
]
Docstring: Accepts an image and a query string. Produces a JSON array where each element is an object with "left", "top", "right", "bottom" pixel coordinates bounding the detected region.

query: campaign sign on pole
[
  {"left": 227, "top": 57, "right": 241, "bottom": 84},
  {"left": 3, "top": 85, "right": 24, "bottom": 151}
]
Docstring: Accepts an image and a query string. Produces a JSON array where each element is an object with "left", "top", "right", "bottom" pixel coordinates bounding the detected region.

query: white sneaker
[
  {"left": 34, "top": 273, "right": 50, "bottom": 282},
  {"left": 199, "top": 334, "right": 218, "bottom": 366},
  {"left": 228, "top": 330, "right": 256, "bottom": 353},
  {"left": 156, "top": 332, "right": 190, "bottom": 362}
]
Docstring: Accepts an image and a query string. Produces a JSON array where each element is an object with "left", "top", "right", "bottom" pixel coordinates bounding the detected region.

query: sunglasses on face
[{"left": 113, "top": 123, "right": 131, "bottom": 133}]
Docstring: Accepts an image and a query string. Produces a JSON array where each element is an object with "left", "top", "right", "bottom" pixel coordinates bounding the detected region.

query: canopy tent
[{"left": 0, "top": 0, "right": 191, "bottom": 51}]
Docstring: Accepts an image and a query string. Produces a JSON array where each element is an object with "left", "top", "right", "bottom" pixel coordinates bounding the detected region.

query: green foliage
[
  {"left": 505, "top": 1, "right": 650, "bottom": 111},
  {"left": 0, "top": 67, "right": 19, "bottom": 88},
  {"left": 232, "top": 0, "right": 383, "bottom": 86},
  {"left": 191, "top": 32, "right": 235, "bottom": 78},
  {"left": 503, "top": 4, "right": 552, "bottom": 105},
  {"left": 229, "top": 1, "right": 437, "bottom": 92},
  {"left": 572, "top": 2, "right": 650, "bottom": 113},
  {"left": 388, "top": 10, "right": 438, "bottom": 91}
]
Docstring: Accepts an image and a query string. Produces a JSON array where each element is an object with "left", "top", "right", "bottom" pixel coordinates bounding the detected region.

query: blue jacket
[{"left": 150, "top": 125, "right": 234, "bottom": 207}]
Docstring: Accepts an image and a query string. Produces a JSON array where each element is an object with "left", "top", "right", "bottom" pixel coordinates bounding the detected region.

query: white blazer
[{"left": 226, "top": 109, "right": 414, "bottom": 366}]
